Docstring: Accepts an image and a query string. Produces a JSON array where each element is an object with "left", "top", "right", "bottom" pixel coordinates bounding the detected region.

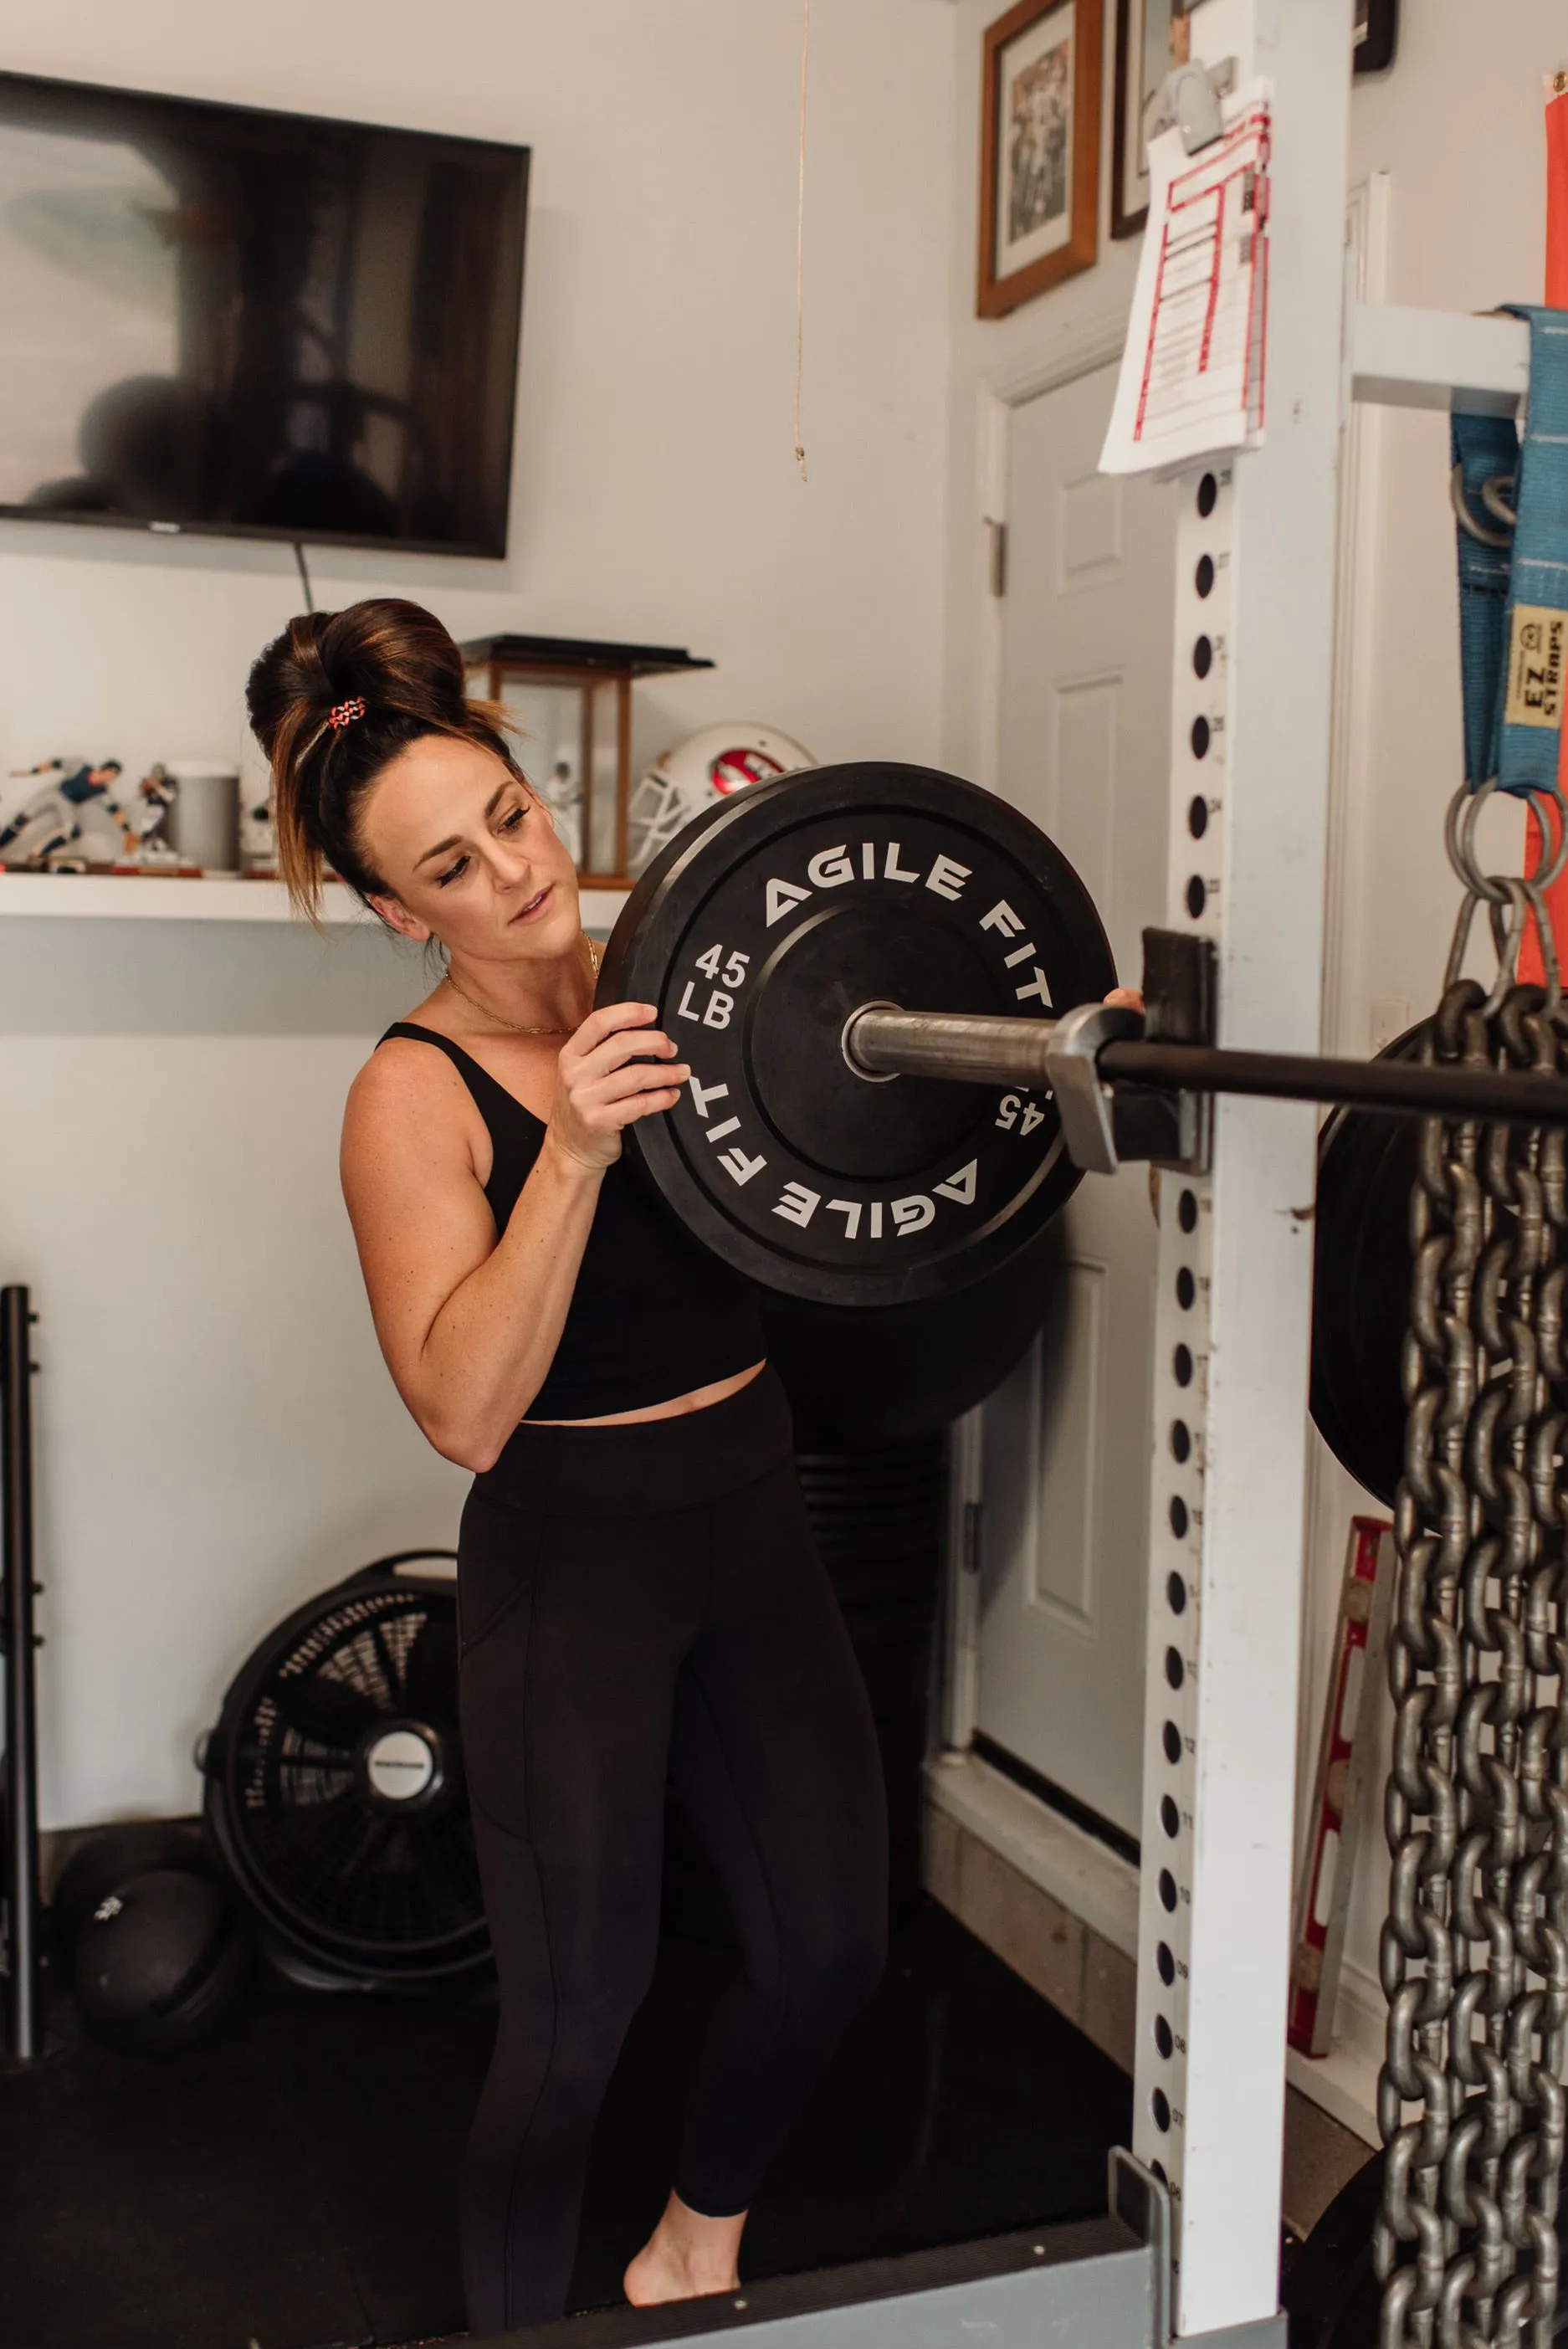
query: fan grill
[{"left": 208, "top": 1577, "right": 488, "bottom": 1982}]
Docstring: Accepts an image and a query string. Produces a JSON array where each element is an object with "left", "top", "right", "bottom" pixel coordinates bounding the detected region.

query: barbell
[{"left": 596, "top": 762, "right": 1568, "bottom": 1310}]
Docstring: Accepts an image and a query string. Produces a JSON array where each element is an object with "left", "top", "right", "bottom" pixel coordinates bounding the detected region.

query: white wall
[{"left": 0, "top": 0, "right": 957, "bottom": 1828}]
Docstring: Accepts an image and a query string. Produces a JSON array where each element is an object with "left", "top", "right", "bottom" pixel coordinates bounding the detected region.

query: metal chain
[{"left": 1378, "top": 787, "right": 1568, "bottom": 2349}]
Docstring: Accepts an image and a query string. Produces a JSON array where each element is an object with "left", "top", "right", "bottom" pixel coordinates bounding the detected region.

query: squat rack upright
[{"left": 484, "top": 3, "right": 1541, "bottom": 2342}]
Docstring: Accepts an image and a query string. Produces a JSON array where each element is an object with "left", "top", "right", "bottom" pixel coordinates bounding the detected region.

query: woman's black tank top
[{"left": 378, "top": 1023, "right": 766, "bottom": 1421}]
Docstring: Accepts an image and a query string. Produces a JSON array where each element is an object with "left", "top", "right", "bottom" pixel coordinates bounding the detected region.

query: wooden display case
[{"left": 461, "top": 633, "right": 714, "bottom": 886}]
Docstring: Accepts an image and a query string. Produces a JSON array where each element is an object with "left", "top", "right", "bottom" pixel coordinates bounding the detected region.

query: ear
[{"left": 366, "top": 892, "right": 431, "bottom": 944}]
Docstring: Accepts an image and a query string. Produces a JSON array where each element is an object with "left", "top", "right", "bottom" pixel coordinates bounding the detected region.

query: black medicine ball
[
  {"left": 73, "top": 1868, "right": 250, "bottom": 2054},
  {"left": 51, "top": 1819, "right": 207, "bottom": 1953}
]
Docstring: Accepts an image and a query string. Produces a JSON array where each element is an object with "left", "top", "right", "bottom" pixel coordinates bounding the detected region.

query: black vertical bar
[{"left": 3, "top": 1284, "right": 41, "bottom": 2061}]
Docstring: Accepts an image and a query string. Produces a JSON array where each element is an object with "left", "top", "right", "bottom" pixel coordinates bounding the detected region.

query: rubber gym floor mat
[{"left": 0, "top": 1896, "right": 1130, "bottom": 2349}]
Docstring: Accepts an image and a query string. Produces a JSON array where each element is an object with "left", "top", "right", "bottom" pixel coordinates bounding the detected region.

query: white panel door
[{"left": 974, "top": 361, "right": 1175, "bottom": 1840}]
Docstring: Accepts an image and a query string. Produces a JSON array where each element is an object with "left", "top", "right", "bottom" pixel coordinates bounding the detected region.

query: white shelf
[
  {"left": 0, "top": 873, "right": 362, "bottom": 922},
  {"left": 0, "top": 872, "right": 632, "bottom": 928}
]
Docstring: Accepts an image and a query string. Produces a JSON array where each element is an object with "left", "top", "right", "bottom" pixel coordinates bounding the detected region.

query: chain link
[{"left": 1377, "top": 823, "right": 1568, "bottom": 2349}]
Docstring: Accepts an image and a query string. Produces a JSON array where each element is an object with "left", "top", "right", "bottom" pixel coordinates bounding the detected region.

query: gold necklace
[{"left": 443, "top": 936, "right": 602, "bottom": 1038}]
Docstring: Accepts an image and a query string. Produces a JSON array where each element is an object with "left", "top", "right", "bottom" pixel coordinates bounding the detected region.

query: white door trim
[{"left": 1319, "top": 172, "right": 1392, "bottom": 1066}]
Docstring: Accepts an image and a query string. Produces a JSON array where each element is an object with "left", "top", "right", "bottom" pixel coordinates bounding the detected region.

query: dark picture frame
[
  {"left": 1353, "top": 0, "right": 1397, "bottom": 74},
  {"left": 977, "top": 0, "right": 1102, "bottom": 318},
  {"left": 1110, "top": 0, "right": 1173, "bottom": 240}
]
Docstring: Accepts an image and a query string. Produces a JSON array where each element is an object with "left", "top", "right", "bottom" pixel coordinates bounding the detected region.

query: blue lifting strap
[{"left": 1452, "top": 305, "right": 1568, "bottom": 796}]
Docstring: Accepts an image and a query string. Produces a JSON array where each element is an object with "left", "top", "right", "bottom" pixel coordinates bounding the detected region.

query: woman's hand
[
  {"left": 546, "top": 1002, "right": 689, "bottom": 1173},
  {"left": 1104, "top": 987, "right": 1144, "bottom": 1014}
]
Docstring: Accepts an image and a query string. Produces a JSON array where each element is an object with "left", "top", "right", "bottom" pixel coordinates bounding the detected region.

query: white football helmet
[{"left": 628, "top": 723, "right": 815, "bottom": 874}]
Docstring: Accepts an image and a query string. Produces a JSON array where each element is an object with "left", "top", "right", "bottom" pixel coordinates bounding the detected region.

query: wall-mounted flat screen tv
[{"left": 0, "top": 72, "right": 529, "bottom": 556}]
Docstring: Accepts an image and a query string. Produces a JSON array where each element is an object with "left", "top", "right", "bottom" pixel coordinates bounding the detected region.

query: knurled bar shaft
[{"left": 846, "top": 1008, "right": 1568, "bottom": 1126}]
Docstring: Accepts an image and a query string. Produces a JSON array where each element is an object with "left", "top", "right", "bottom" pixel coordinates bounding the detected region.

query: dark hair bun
[{"left": 246, "top": 598, "right": 512, "bottom": 913}]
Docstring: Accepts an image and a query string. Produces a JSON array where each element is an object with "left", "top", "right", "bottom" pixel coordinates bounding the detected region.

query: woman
[{"left": 247, "top": 598, "right": 888, "bottom": 2336}]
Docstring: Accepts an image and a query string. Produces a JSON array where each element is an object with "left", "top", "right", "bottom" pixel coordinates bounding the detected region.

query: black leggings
[{"left": 454, "top": 1368, "right": 889, "bottom": 2334}]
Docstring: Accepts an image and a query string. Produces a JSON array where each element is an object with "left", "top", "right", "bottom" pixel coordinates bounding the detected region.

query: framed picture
[
  {"left": 1353, "top": 0, "right": 1397, "bottom": 74},
  {"left": 977, "top": 0, "right": 1102, "bottom": 318},
  {"left": 1111, "top": 0, "right": 1175, "bottom": 240}
]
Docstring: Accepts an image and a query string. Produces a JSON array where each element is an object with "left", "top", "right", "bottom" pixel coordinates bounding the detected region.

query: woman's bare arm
[{"left": 341, "top": 1003, "right": 687, "bottom": 1470}]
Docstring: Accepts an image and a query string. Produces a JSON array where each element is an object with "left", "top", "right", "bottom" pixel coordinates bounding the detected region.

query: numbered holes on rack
[
  {"left": 1196, "top": 473, "right": 1217, "bottom": 518},
  {"left": 1165, "top": 1648, "right": 1185, "bottom": 1690},
  {"left": 1156, "top": 1941, "right": 1176, "bottom": 1986},
  {"left": 1162, "top": 1720, "right": 1181, "bottom": 1765},
  {"left": 1187, "top": 795, "right": 1209, "bottom": 841},
  {"left": 1173, "top": 1343, "right": 1193, "bottom": 1387},
  {"left": 1177, "top": 1188, "right": 1198, "bottom": 1233},
  {"left": 1190, "top": 715, "right": 1211, "bottom": 761},
  {"left": 1185, "top": 874, "right": 1207, "bottom": 919},
  {"left": 1192, "top": 634, "right": 1213, "bottom": 680},
  {"left": 1152, "top": 2087, "right": 1171, "bottom": 2133},
  {"left": 1195, "top": 553, "right": 1215, "bottom": 599},
  {"left": 1166, "top": 1571, "right": 1187, "bottom": 1617},
  {"left": 1170, "top": 1420, "right": 1191, "bottom": 1464},
  {"left": 1169, "top": 1496, "right": 1189, "bottom": 1540},
  {"left": 1175, "top": 1268, "right": 1196, "bottom": 1310},
  {"left": 1158, "top": 1869, "right": 1178, "bottom": 1913},
  {"left": 1154, "top": 2013, "right": 1175, "bottom": 2059},
  {"left": 1161, "top": 1796, "right": 1180, "bottom": 1839}
]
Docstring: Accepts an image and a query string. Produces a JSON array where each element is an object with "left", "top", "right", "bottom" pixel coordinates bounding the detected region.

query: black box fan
[{"left": 201, "top": 1553, "right": 491, "bottom": 1991}]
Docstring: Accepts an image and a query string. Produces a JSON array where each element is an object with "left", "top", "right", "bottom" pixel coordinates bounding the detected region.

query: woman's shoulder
[
  {"left": 346, "top": 1014, "right": 479, "bottom": 1148},
  {"left": 342, "top": 1028, "right": 495, "bottom": 1215}
]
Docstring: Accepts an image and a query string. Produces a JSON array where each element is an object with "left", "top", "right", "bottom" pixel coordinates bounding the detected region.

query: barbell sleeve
[
  {"left": 844, "top": 1007, "right": 1568, "bottom": 1129},
  {"left": 846, "top": 1008, "right": 1059, "bottom": 1085}
]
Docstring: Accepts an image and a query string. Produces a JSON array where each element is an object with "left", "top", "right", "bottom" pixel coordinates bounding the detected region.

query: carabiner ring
[
  {"left": 1447, "top": 777, "right": 1510, "bottom": 905},
  {"left": 1483, "top": 879, "right": 1529, "bottom": 1015},
  {"left": 1480, "top": 474, "right": 1519, "bottom": 530},
  {"left": 1451, "top": 463, "right": 1511, "bottom": 548}
]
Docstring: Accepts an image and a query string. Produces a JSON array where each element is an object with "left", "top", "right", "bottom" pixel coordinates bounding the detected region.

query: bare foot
[{"left": 624, "top": 2190, "right": 746, "bottom": 2306}]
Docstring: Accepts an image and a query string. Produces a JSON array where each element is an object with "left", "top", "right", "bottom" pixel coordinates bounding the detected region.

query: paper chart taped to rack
[{"left": 1100, "top": 90, "right": 1273, "bottom": 477}]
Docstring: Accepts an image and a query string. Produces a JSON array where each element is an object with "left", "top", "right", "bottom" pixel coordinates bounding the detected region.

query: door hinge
[
  {"left": 961, "top": 1499, "right": 983, "bottom": 1576},
  {"left": 986, "top": 517, "right": 1007, "bottom": 598}
]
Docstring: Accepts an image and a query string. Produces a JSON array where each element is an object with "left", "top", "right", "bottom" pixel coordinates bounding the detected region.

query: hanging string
[{"left": 793, "top": 0, "right": 810, "bottom": 482}]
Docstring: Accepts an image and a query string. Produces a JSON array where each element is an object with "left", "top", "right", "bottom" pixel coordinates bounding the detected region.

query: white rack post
[{"left": 1130, "top": 1, "right": 1355, "bottom": 2334}]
